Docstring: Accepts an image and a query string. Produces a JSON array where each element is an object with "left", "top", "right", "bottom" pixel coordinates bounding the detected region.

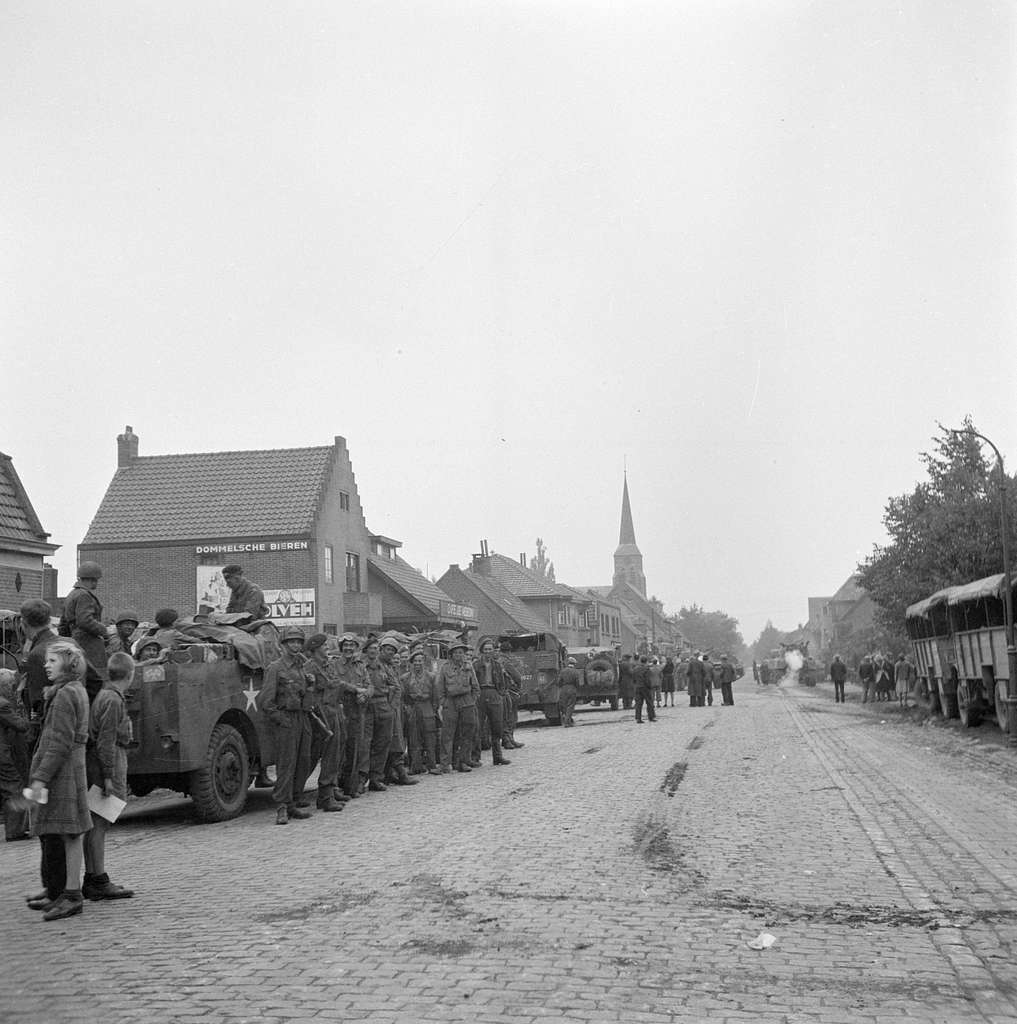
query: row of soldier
[{"left": 264, "top": 630, "right": 522, "bottom": 825}]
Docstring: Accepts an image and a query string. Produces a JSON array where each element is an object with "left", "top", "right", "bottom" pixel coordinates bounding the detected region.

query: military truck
[
  {"left": 570, "top": 646, "right": 620, "bottom": 711},
  {"left": 125, "top": 620, "right": 283, "bottom": 822},
  {"left": 494, "top": 631, "right": 565, "bottom": 724}
]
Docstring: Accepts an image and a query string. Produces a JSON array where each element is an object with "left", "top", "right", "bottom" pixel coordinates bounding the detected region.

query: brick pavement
[{"left": 3, "top": 678, "right": 1017, "bottom": 1023}]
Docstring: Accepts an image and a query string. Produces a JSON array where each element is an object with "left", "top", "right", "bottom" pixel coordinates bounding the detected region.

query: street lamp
[{"left": 947, "top": 427, "right": 1016, "bottom": 745}]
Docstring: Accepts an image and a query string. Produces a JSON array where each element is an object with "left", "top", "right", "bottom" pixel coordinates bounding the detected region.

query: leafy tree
[
  {"left": 529, "top": 538, "right": 555, "bottom": 582},
  {"left": 676, "top": 604, "right": 745, "bottom": 658},
  {"left": 857, "top": 417, "right": 1017, "bottom": 640},
  {"left": 750, "top": 620, "right": 787, "bottom": 664}
]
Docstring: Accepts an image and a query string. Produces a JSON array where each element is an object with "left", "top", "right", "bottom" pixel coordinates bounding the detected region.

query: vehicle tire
[
  {"left": 996, "top": 682, "right": 1010, "bottom": 734},
  {"left": 957, "top": 680, "right": 982, "bottom": 728},
  {"left": 190, "top": 723, "right": 251, "bottom": 822},
  {"left": 609, "top": 696, "right": 619, "bottom": 711},
  {"left": 543, "top": 703, "right": 561, "bottom": 726}
]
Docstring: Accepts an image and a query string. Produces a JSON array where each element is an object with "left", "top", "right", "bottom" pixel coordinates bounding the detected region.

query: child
[
  {"left": 26, "top": 639, "right": 92, "bottom": 921},
  {"left": 83, "top": 652, "right": 135, "bottom": 900}
]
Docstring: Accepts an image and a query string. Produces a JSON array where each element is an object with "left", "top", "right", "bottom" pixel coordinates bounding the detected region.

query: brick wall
[
  {"left": 0, "top": 563, "right": 44, "bottom": 609},
  {"left": 77, "top": 542, "right": 315, "bottom": 623},
  {"left": 437, "top": 567, "right": 527, "bottom": 639}
]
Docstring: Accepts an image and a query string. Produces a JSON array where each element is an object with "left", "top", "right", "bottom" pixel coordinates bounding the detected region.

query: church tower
[{"left": 613, "top": 473, "right": 646, "bottom": 596}]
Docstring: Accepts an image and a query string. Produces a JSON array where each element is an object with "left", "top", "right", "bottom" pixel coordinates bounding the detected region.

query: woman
[
  {"left": 661, "top": 657, "right": 676, "bottom": 707},
  {"left": 26, "top": 639, "right": 93, "bottom": 921}
]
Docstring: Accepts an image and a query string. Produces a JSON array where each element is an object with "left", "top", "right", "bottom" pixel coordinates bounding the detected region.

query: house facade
[
  {"left": 78, "top": 426, "right": 382, "bottom": 633},
  {"left": 0, "top": 451, "right": 59, "bottom": 609}
]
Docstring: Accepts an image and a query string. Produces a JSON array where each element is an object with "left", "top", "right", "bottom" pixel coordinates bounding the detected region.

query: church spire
[
  {"left": 613, "top": 472, "right": 646, "bottom": 596},
  {"left": 619, "top": 472, "right": 636, "bottom": 546}
]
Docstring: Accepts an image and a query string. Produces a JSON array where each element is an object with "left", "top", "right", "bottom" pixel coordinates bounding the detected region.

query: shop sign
[
  {"left": 196, "top": 566, "right": 315, "bottom": 625},
  {"left": 439, "top": 600, "right": 477, "bottom": 621},
  {"left": 194, "top": 540, "right": 309, "bottom": 554}
]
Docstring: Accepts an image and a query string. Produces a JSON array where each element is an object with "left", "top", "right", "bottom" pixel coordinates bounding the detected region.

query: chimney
[{"left": 117, "top": 425, "right": 139, "bottom": 467}]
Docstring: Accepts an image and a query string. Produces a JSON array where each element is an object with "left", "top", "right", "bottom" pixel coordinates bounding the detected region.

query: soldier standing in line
[
  {"left": 361, "top": 638, "right": 396, "bottom": 792},
  {"left": 686, "top": 653, "right": 706, "bottom": 708},
  {"left": 436, "top": 640, "right": 480, "bottom": 773},
  {"left": 402, "top": 647, "right": 442, "bottom": 775},
  {"left": 302, "top": 634, "right": 346, "bottom": 812},
  {"left": 60, "top": 562, "right": 108, "bottom": 702},
  {"left": 335, "top": 633, "right": 371, "bottom": 798},
  {"left": 557, "top": 656, "right": 582, "bottom": 727},
  {"left": 496, "top": 644, "right": 524, "bottom": 749},
  {"left": 379, "top": 636, "right": 418, "bottom": 786},
  {"left": 222, "top": 564, "right": 270, "bottom": 619},
  {"left": 262, "top": 626, "right": 314, "bottom": 824},
  {"left": 473, "top": 639, "right": 512, "bottom": 765}
]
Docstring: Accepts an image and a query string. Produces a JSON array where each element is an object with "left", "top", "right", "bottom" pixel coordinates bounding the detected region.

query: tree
[
  {"left": 530, "top": 538, "right": 555, "bottom": 582},
  {"left": 750, "top": 620, "right": 786, "bottom": 664},
  {"left": 676, "top": 604, "right": 745, "bottom": 658},
  {"left": 857, "top": 418, "right": 1017, "bottom": 641}
]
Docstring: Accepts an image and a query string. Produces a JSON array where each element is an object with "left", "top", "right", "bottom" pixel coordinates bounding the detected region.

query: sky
[{"left": 3, "top": 0, "right": 1016, "bottom": 644}]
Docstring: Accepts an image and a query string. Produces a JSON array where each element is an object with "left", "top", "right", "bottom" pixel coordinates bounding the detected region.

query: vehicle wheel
[
  {"left": 543, "top": 703, "right": 561, "bottom": 726},
  {"left": 996, "top": 682, "right": 1010, "bottom": 734},
  {"left": 190, "top": 723, "right": 251, "bottom": 822},
  {"left": 609, "top": 697, "right": 619, "bottom": 711},
  {"left": 957, "top": 681, "right": 982, "bottom": 728}
]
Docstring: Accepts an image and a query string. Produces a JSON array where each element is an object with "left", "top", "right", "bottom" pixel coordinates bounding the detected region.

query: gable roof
[
  {"left": 0, "top": 453, "right": 58, "bottom": 553},
  {"left": 367, "top": 553, "right": 452, "bottom": 614},
  {"left": 448, "top": 568, "right": 547, "bottom": 632},
  {"left": 830, "top": 575, "right": 866, "bottom": 603},
  {"left": 476, "top": 552, "right": 574, "bottom": 599},
  {"left": 83, "top": 445, "right": 335, "bottom": 544}
]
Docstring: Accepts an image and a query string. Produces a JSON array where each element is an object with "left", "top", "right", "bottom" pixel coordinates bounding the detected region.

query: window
[
  {"left": 323, "top": 623, "right": 338, "bottom": 636},
  {"left": 339, "top": 491, "right": 350, "bottom": 511},
  {"left": 345, "top": 552, "right": 360, "bottom": 593},
  {"left": 324, "top": 544, "right": 334, "bottom": 584}
]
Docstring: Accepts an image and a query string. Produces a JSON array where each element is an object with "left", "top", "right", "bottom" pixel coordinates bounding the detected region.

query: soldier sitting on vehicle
[
  {"left": 222, "top": 564, "right": 270, "bottom": 620},
  {"left": 152, "top": 609, "right": 189, "bottom": 650}
]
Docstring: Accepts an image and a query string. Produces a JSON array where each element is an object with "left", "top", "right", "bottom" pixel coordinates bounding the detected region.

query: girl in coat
[{"left": 26, "top": 639, "right": 93, "bottom": 921}]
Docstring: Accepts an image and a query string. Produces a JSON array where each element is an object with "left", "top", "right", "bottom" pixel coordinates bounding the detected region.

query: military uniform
[
  {"left": 402, "top": 663, "right": 440, "bottom": 773},
  {"left": 473, "top": 654, "right": 511, "bottom": 764},
  {"left": 557, "top": 665, "right": 582, "bottom": 727},
  {"left": 686, "top": 657, "right": 706, "bottom": 707},
  {"left": 335, "top": 650, "right": 370, "bottom": 796},
  {"left": 498, "top": 655, "right": 523, "bottom": 749},
  {"left": 61, "top": 583, "right": 108, "bottom": 701},
  {"left": 262, "top": 647, "right": 314, "bottom": 815},
  {"left": 362, "top": 658, "right": 395, "bottom": 789},
  {"left": 303, "top": 642, "right": 347, "bottom": 810},
  {"left": 436, "top": 658, "right": 479, "bottom": 771},
  {"left": 225, "top": 577, "right": 270, "bottom": 619},
  {"left": 632, "top": 659, "right": 656, "bottom": 722}
]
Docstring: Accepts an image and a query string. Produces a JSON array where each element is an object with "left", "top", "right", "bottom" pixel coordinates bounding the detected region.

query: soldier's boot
[
  {"left": 255, "top": 768, "right": 273, "bottom": 788},
  {"left": 492, "top": 739, "right": 511, "bottom": 766},
  {"left": 289, "top": 805, "right": 313, "bottom": 819},
  {"left": 317, "top": 786, "right": 344, "bottom": 812},
  {"left": 368, "top": 776, "right": 388, "bottom": 792},
  {"left": 275, "top": 806, "right": 289, "bottom": 825},
  {"left": 394, "top": 765, "right": 419, "bottom": 786},
  {"left": 427, "top": 765, "right": 443, "bottom": 775},
  {"left": 332, "top": 788, "right": 351, "bottom": 802},
  {"left": 83, "top": 872, "right": 134, "bottom": 900}
]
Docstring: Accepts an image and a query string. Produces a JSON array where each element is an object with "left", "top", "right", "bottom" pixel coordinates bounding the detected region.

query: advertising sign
[
  {"left": 438, "top": 600, "right": 477, "bottom": 621},
  {"left": 196, "top": 566, "right": 316, "bottom": 625}
]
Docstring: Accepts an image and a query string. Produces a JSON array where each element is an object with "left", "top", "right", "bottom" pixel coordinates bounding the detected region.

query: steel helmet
[
  {"left": 448, "top": 640, "right": 469, "bottom": 654},
  {"left": 78, "top": 561, "right": 103, "bottom": 580},
  {"left": 339, "top": 632, "right": 360, "bottom": 647},
  {"left": 280, "top": 626, "right": 305, "bottom": 643},
  {"left": 379, "top": 635, "right": 400, "bottom": 651},
  {"left": 115, "top": 609, "right": 140, "bottom": 626}
]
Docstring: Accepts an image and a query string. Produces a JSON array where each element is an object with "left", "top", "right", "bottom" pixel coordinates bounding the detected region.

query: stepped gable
[{"left": 83, "top": 445, "right": 334, "bottom": 544}]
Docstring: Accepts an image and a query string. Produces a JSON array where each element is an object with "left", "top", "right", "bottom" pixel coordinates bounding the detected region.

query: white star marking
[{"left": 242, "top": 684, "right": 260, "bottom": 712}]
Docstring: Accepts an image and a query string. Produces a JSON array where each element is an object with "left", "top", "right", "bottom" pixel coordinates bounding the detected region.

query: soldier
[
  {"left": 379, "top": 636, "right": 417, "bottom": 786},
  {"left": 262, "top": 626, "right": 314, "bottom": 824},
  {"left": 107, "top": 611, "right": 140, "bottom": 656},
  {"left": 686, "top": 652, "right": 706, "bottom": 708},
  {"left": 617, "top": 654, "right": 635, "bottom": 709},
  {"left": 717, "top": 654, "right": 736, "bottom": 706},
  {"left": 557, "top": 656, "right": 582, "bottom": 727},
  {"left": 830, "top": 654, "right": 848, "bottom": 703},
  {"left": 403, "top": 647, "right": 441, "bottom": 774},
  {"left": 361, "top": 638, "right": 396, "bottom": 792},
  {"left": 60, "top": 562, "right": 108, "bottom": 701},
  {"left": 858, "top": 655, "right": 876, "bottom": 703},
  {"left": 302, "top": 634, "right": 345, "bottom": 812},
  {"left": 473, "top": 639, "right": 512, "bottom": 764},
  {"left": 335, "top": 633, "right": 371, "bottom": 797},
  {"left": 702, "top": 653, "right": 715, "bottom": 706},
  {"left": 436, "top": 640, "right": 480, "bottom": 773},
  {"left": 497, "top": 644, "right": 524, "bottom": 750},
  {"left": 632, "top": 655, "right": 656, "bottom": 722},
  {"left": 222, "top": 564, "right": 270, "bottom": 619}
]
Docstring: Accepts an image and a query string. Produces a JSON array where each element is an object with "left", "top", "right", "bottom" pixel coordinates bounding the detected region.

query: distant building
[
  {"left": 0, "top": 450, "right": 59, "bottom": 608},
  {"left": 367, "top": 533, "right": 476, "bottom": 634},
  {"left": 807, "top": 575, "right": 876, "bottom": 653},
  {"left": 612, "top": 473, "right": 646, "bottom": 596},
  {"left": 79, "top": 426, "right": 381, "bottom": 633}
]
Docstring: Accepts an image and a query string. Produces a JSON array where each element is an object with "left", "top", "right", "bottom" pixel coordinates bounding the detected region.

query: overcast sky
[{"left": 3, "top": 1, "right": 1015, "bottom": 643}]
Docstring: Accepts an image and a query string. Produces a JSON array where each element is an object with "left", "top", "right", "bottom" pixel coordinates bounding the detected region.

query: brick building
[
  {"left": 79, "top": 427, "right": 381, "bottom": 632},
  {"left": 436, "top": 562, "right": 547, "bottom": 639},
  {"left": 0, "top": 451, "right": 59, "bottom": 609}
]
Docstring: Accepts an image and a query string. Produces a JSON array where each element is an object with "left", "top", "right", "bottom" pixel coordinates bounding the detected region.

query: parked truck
[{"left": 493, "top": 631, "right": 565, "bottom": 724}]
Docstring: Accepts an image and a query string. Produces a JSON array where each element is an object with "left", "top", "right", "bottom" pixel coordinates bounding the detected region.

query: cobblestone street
[{"left": 5, "top": 677, "right": 1017, "bottom": 1024}]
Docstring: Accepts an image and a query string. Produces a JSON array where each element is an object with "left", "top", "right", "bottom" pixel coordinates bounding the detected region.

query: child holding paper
[{"left": 82, "top": 652, "right": 135, "bottom": 901}]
